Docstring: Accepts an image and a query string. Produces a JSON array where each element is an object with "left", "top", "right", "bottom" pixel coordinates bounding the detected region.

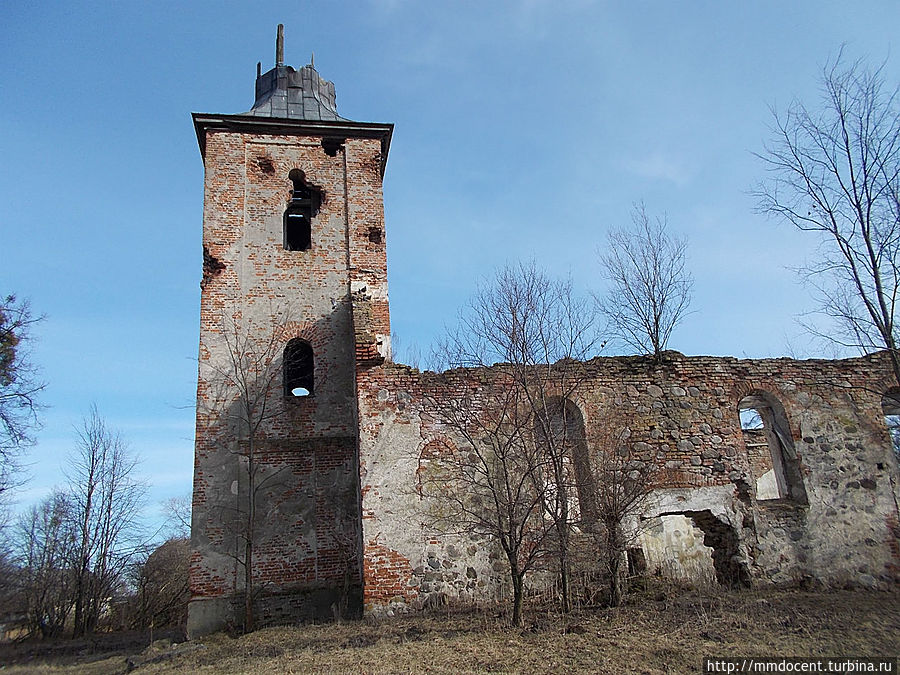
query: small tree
[
  {"left": 425, "top": 262, "right": 600, "bottom": 618},
  {"left": 129, "top": 537, "right": 190, "bottom": 631},
  {"left": 587, "top": 407, "right": 657, "bottom": 607},
  {"left": 755, "top": 55, "right": 900, "bottom": 385},
  {"left": 0, "top": 294, "right": 45, "bottom": 498},
  {"left": 597, "top": 205, "right": 693, "bottom": 363},
  {"left": 420, "top": 375, "right": 552, "bottom": 627},
  {"left": 68, "top": 407, "right": 146, "bottom": 637}
]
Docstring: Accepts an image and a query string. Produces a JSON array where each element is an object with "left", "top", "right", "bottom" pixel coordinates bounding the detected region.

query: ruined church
[{"left": 187, "top": 31, "right": 900, "bottom": 636}]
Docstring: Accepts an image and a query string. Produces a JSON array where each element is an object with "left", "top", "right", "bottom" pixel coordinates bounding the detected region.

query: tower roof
[
  {"left": 245, "top": 25, "right": 349, "bottom": 122},
  {"left": 192, "top": 25, "right": 393, "bottom": 175}
]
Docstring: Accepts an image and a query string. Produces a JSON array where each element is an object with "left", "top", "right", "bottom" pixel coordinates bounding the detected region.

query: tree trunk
[
  {"left": 244, "top": 444, "right": 255, "bottom": 633},
  {"left": 511, "top": 573, "right": 524, "bottom": 627},
  {"left": 244, "top": 537, "right": 253, "bottom": 632},
  {"left": 606, "top": 521, "right": 624, "bottom": 607}
]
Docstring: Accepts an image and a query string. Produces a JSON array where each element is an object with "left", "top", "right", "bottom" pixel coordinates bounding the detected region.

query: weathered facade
[{"left": 188, "top": 33, "right": 900, "bottom": 636}]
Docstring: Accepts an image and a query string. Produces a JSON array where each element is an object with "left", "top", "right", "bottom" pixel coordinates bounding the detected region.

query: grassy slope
[{"left": 2, "top": 587, "right": 897, "bottom": 674}]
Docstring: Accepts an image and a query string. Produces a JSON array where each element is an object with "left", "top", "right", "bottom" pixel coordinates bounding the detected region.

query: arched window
[
  {"left": 283, "top": 339, "right": 314, "bottom": 397},
  {"left": 880, "top": 388, "right": 900, "bottom": 460},
  {"left": 283, "top": 169, "right": 320, "bottom": 251},
  {"left": 738, "top": 391, "right": 806, "bottom": 503},
  {"left": 534, "top": 397, "right": 595, "bottom": 522}
]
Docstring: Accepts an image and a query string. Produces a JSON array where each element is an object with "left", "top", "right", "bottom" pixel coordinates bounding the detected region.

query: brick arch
[
  {"left": 275, "top": 320, "right": 321, "bottom": 347},
  {"left": 415, "top": 437, "right": 457, "bottom": 498}
]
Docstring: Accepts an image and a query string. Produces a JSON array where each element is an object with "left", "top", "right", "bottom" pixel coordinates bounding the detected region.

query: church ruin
[{"left": 187, "top": 29, "right": 900, "bottom": 636}]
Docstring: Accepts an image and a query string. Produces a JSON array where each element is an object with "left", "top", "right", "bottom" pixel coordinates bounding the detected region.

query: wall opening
[
  {"left": 881, "top": 388, "right": 900, "bottom": 460},
  {"left": 283, "top": 169, "right": 321, "bottom": 251},
  {"left": 738, "top": 391, "right": 807, "bottom": 504},
  {"left": 283, "top": 338, "right": 314, "bottom": 397},
  {"left": 639, "top": 514, "right": 717, "bottom": 586},
  {"left": 533, "top": 397, "right": 595, "bottom": 523}
]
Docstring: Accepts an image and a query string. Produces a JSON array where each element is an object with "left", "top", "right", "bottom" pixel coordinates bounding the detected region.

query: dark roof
[{"left": 246, "top": 63, "right": 350, "bottom": 122}]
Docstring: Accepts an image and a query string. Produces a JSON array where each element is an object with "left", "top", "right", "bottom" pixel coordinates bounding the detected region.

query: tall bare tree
[
  {"left": 597, "top": 204, "right": 693, "bottom": 363},
  {"left": 68, "top": 407, "right": 146, "bottom": 637},
  {"left": 0, "top": 294, "right": 45, "bottom": 498},
  {"left": 199, "top": 311, "right": 296, "bottom": 633},
  {"left": 756, "top": 56, "right": 900, "bottom": 384},
  {"left": 427, "top": 262, "right": 600, "bottom": 616},
  {"left": 587, "top": 406, "right": 657, "bottom": 607}
]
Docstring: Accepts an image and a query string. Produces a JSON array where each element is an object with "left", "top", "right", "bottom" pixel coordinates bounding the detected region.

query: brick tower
[{"left": 188, "top": 26, "right": 392, "bottom": 636}]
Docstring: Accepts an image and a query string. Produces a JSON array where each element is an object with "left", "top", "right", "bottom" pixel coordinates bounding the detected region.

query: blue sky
[{"left": 2, "top": 1, "right": 899, "bottom": 530}]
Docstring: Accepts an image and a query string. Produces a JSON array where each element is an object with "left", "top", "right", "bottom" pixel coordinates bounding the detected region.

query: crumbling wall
[
  {"left": 189, "top": 130, "right": 388, "bottom": 636},
  {"left": 354, "top": 347, "right": 900, "bottom": 614}
]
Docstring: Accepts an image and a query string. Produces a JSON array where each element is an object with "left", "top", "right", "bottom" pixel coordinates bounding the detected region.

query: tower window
[
  {"left": 284, "top": 338, "right": 314, "bottom": 397},
  {"left": 283, "top": 169, "right": 320, "bottom": 251}
]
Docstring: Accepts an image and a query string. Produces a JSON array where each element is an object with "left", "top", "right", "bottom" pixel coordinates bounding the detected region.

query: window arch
[
  {"left": 283, "top": 338, "right": 314, "bottom": 397},
  {"left": 534, "top": 397, "right": 595, "bottom": 523},
  {"left": 880, "top": 388, "right": 900, "bottom": 460},
  {"left": 283, "top": 169, "right": 320, "bottom": 251},
  {"left": 738, "top": 391, "right": 806, "bottom": 504}
]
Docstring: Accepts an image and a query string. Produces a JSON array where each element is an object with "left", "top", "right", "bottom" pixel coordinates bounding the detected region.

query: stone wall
[{"left": 354, "top": 345, "right": 900, "bottom": 613}]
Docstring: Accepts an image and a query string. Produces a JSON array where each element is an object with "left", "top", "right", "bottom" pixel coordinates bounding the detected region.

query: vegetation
[
  {"left": 422, "top": 263, "right": 660, "bottom": 622},
  {"left": 596, "top": 204, "right": 693, "bottom": 363},
  {"left": 756, "top": 55, "right": 900, "bottom": 383},
  {"left": 6, "top": 409, "right": 186, "bottom": 639},
  {"left": 0, "top": 587, "right": 895, "bottom": 674},
  {"left": 0, "top": 294, "right": 45, "bottom": 499}
]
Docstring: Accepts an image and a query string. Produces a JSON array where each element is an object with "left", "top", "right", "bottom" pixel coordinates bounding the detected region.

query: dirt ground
[{"left": 1, "top": 586, "right": 897, "bottom": 674}]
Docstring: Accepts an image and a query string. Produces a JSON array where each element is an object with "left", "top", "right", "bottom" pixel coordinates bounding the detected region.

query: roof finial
[
  {"left": 311, "top": 51, "right": 315, "bottom": 68},
  {"left": 276, "top": 24, "right": 284, "bottom": 67}
]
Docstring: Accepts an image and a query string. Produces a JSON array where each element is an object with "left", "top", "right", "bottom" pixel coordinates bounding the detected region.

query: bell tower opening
[{"left": 283, "top": 169, "right": 320, "bottom": 251}]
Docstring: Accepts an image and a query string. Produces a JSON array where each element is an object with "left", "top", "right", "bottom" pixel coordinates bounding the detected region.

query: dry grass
[{"left": 1, "top": 586, "right": 897, "bottom": 674}]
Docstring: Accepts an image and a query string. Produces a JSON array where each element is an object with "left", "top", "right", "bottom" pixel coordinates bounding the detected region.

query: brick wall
[{"left": 189, "top": 127, "right": 388, "bottom": 635}]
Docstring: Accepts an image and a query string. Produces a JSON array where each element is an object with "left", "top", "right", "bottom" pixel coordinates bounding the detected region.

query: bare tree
[
  {"left": 420, "top": 374, "right": 552, "bottom": 627},
  {"left": 0, "top": 294, "right": 45, "bottom": 498},
  {"left": 426, "top": 262, "right": 600, "bottom": 617},
  {"left": 68, "top": 407, "right": 146, "bottom": 637},
  {"left": 17, "top": 492, "right": 78, "bottom": 638},
  {"left": 160, "top": 494, "right": 192, "bottom": 539},
  {"left": 597, "top": 205, "right": 693, "bottom": 363},
  {"left": 128, "top": 537, "right": 190, "bottom": 632},
  {"left": 587, "top": 407, "right": 657, "bottom": 607},
  {"left": 756, "top": 55, "right": 900, "bottom": 384},
  {"left": 199, "top": 311, "right": 298, "bottom": 633}
]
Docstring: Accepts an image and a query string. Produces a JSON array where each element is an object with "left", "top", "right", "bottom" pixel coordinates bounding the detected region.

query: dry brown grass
[{"left": 1, "top": 586, "right": 897, "bottom": 674}]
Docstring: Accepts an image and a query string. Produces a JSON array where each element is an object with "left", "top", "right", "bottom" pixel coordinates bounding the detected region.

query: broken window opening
[
  {"left": 880, "top": 389, "right": 900, "bottom": 460},
  {"left": 283, "top": 169, "right": 321, "bottom": 252},
  {"left": 284, "top": 338, "right": 314, "bottom": 398},
  {"left": 738, "top": 392, "right": 807, "bottom": 504},
  {"left": 321, "top": 137, "right": 344, "bottom": 157}
]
